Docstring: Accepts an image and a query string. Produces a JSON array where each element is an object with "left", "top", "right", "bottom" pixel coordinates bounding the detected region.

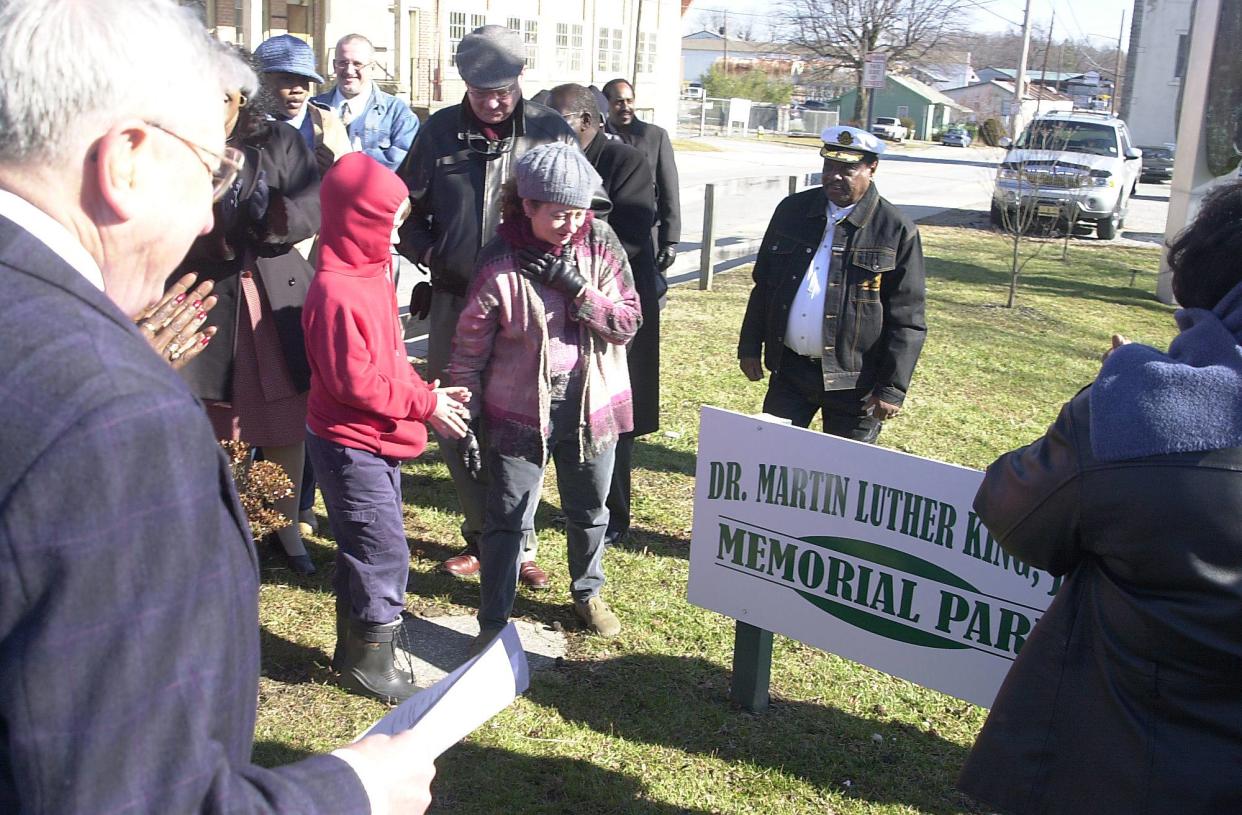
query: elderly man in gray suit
[{"left": 0, "top": 1, "right": 433, "bottom": 812}]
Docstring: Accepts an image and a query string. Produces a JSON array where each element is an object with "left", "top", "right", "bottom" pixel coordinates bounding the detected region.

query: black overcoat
[
  {"left": 175, "top": 123, "right": 320, "bottom": 401},
  {"left": 960, "top": 388, "right": 1242, "bottom": 815},
  {"left": 585, "top": 132, "right": 661, "bottom": 436},
  {"left": 609, "top": 117, "right": 681, "bottom": 247}
]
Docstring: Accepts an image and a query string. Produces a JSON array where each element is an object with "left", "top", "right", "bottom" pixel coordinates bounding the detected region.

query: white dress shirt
[
  {"left": 282, "top": 104, "right": 309, "bottom": 131},
  {"left": 784, "top": 200, "right": 854, "bottom": 358},
  {"left": 0, "top": 189, "right": 104, "bottom": 291},
  {"left": 331, "top": 86, "right": 369, "bottom": 152}
]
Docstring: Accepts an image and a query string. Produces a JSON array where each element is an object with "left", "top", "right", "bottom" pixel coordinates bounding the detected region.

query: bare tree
[
  {"left": 695, "top": 9, "right": 759, "bottom": 42},
  {"left": 777, "top": 0, "right": 969, "bottom": 123}
]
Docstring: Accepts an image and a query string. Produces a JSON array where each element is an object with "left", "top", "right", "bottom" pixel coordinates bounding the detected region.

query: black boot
[
  {"left": 337, "top": 618, "right": 418, "bottom": 703},
  {"left": 331, "top": 596, "right": 349, "bottom": 671}
]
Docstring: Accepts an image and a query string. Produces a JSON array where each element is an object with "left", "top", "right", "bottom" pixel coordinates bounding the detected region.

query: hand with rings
[{"left": 136, "top": 273, "right": 219, "bottom": 370}]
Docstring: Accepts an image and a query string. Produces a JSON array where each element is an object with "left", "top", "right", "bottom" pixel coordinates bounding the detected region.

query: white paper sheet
[{"left": 361, "top": 622, "right": 530, "bottom": 758}]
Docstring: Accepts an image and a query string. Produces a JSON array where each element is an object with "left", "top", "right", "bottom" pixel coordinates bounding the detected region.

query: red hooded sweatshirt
[{"left": 303, "top": 153, "right": 436, "bottom": 459}]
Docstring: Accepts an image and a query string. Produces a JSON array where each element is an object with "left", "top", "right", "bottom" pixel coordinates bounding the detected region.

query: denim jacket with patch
[{"left": 738, "top": 182, "right": 926, "bottom": 405}]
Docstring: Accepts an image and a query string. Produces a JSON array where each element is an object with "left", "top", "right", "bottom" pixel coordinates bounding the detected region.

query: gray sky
[{"left": 683, "top": 0, "right": 1132, "bottom": 47}]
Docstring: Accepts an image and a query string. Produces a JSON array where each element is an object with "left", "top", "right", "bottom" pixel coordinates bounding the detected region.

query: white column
[{"left": 240, "top": 0, "right": 265, "bottom": 50}]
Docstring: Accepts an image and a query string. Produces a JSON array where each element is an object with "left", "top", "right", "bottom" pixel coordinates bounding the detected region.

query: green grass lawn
[{"left": 253, "top": 226, "right": 1173, "bottom": 813}]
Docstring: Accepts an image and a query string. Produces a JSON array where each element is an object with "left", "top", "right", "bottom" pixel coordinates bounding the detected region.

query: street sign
[{"left": 862, "top": 52, "right": 888, "bottom": 89}]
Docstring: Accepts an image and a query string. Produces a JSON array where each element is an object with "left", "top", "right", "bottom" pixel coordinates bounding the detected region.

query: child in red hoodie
[{"left": 303, "top": 153, "right": 470, "bottom": 703}]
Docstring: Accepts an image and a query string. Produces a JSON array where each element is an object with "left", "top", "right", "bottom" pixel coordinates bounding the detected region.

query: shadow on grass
[
  {"left": 259, "top": 625, "right": 331, "bottom": 685},
  {"left": 432, "top": 744, "right": 718, "bottom": 815},
  {"left": 251, "top": 740, "right": 316, "bottom": 767},
  {"left": 524, "top": 653, "right": 984, "bottom": 815},
  {"left": 633, "top": 437, "right": 696, "bottom": 476}
]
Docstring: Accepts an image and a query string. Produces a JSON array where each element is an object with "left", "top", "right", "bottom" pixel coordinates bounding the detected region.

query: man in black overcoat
[
  {"left": 602, "top": 78, "right": 681, "bottom": 275},
  {"left": 549, "top": 83, "right": 660, "bottom": 546}
]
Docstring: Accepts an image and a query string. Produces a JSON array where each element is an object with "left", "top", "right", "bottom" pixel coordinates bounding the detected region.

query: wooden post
[
  {"left": 699, "top": 183, "right": 716, "bottom": 290},
  {"left": 730, "top": 620, "right": 773, "bottom": 712}
]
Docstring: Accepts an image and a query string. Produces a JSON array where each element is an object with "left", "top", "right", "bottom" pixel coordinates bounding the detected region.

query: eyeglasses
[
  {"left": 466, "top": 83, "right": 517, "bottom": 103},
  {"left": 146, "top": 121, "right": 244, "bottom": 202},
  {"left": 460, "top": 130, "right": 513, "bottom": 159},
  {"left": 333, "top": 59, "right": 373, "bottom": 72}
]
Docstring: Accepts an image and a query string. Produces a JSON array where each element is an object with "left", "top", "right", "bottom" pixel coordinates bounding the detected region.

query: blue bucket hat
[{"left": 255, "top": 34, "right": 324, "bottom": 84}]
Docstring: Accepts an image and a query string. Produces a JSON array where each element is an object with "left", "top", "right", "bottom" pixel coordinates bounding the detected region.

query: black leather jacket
[
  {"left": 396, "top": 97, "right": 577, "bottom": 297},
  {"left": 960, "top": 387, "right": 1242, "bottom": 815},
  {"left": 738, "top": 183, "right": 926, "bottom": 404}
]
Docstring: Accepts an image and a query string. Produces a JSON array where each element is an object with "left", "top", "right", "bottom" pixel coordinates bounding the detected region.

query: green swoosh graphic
[
  {"left": 800, "top": 535, "right": 979, "bottom": 593},
  {"left": 796, "top": 592, "right": 967, "bottom": 650}
]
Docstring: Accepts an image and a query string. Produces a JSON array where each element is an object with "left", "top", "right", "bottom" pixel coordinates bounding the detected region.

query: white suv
[{"left": 990, "top": 110, "right": 1142, "bottom": 240}]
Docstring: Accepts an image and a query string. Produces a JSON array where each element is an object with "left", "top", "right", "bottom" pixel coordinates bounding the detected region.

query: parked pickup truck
[{"left": 871, "top": 117, "right": 908, "bottom": 142}]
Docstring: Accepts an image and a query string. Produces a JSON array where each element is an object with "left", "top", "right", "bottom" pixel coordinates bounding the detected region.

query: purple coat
[{"left": 0, "top": 215, "right": 368, "bottom": 813}]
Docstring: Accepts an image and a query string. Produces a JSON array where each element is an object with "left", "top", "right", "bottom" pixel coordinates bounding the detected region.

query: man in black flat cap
[{"left": 396, "top": 24, "right": 578, "bottom": 589}]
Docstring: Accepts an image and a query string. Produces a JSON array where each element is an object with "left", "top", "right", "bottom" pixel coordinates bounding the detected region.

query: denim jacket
[
  {"left": 311, "top": 85, "right": 418, "bottom": 171},
  {"left": 738, "top": 183, "right": 926, "bottom": 405}
]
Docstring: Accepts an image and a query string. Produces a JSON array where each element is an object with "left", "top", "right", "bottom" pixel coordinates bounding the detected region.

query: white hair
[{"left": 0, "top": 0, "right": 250, "bottom": 163}]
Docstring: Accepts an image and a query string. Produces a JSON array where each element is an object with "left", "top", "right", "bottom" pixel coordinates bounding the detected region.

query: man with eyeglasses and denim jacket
[
  {"left": 312, "top": 33, "right": 418, "bottom": 171},
  {"left": 739, "top": 125, "right": 927, "bottom": 444},
  {"left": 396, "top": 24, "right": 581, "bottom": 590}
]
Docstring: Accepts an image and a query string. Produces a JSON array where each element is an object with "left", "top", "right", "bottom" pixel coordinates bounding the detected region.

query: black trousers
[
  {"left": 604, "top": 434, "right": 635, "bottom": 545},
  {"left": 761, "top": 347, "right": 882, "bottom": 443}
]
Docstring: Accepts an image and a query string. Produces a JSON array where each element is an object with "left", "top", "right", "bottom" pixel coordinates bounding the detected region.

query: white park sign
[{"left": 687, "top": 407, "right": 1057, "bottom": 709}]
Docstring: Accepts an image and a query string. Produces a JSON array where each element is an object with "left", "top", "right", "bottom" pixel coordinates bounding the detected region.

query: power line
[{"left": 955, "top": 0, "right": 1024, "bottom": 28}]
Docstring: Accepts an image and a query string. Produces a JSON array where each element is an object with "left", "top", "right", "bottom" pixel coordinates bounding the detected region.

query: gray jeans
[
  {"left": 429, "top": 292, "right": 538, "bottom": 556},
  {"left": 477, "top": 397, "right": 615, "bottom": 631}
]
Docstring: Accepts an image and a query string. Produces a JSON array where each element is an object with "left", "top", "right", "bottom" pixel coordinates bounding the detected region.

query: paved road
[
  {"left": 672, "top": 136, "right": 1170, "bottom": 250},
  {"left": 398, "top": 137, "right": 1170, "bottom": 348}
]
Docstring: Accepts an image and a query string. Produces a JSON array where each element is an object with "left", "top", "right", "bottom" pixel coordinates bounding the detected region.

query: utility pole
[
  {"left": 1111, "top": 9, "right": 1127, "bottom": 115},
  {"left": 1012, "top": 0, "right": 1034, "bottom": 138},
  {"left": 631, "top": 0, "right": 644, "bottom": 84},
  {"left": 1037, "top": 10, "right": 1054, "bottom": 117},
  {"left": 722, "top": 11, "right": 729, "bottom": 76}
]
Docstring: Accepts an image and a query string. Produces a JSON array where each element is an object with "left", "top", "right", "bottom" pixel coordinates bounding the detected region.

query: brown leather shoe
[
  {"left": 518, "top": 560, "right": 549, "bottom": 590},
  {"left": 440, "top": 551, "right": 481, "bottom": 577}
]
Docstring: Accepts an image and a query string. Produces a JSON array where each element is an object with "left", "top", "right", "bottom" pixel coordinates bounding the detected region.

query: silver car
[{"left": 941, "top": 127, "right": 972, "bottom": 148}]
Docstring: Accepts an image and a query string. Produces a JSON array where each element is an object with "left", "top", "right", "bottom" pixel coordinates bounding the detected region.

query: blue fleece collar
[{"left": 1090, "top": 279, "right": 1242, "bottom": 461}]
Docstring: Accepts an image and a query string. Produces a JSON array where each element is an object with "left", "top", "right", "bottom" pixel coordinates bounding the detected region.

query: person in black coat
[
  {"left": 959, "top": 181, "right": 1242, "bottom": 814},
  {"left": 603, "top": 78, "right": 681, "bottom": 275},
  {"left": 174, "top": 49, "right": 322, "bottom": 574},
  {"left": 549, "top": 83, "right": 660, "bottom": 546}
]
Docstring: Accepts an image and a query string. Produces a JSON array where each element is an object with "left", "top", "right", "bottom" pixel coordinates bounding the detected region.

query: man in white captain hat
[{"left": 737, "top": 125, "right": 927, "bottom": 442}]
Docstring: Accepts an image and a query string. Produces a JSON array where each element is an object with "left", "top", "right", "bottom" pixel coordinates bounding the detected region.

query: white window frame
[
  {"left": 636, "top": 31, "right": 656, "bottom": 74},
  {"left": 557, "top": 22, "right": 583, "bottom": 72},
  {"left": 507, "top": 16, "right": 538, "bottom": 69},
  {"left": 450, "top": 11, "right": 486, "bottom": 68}
]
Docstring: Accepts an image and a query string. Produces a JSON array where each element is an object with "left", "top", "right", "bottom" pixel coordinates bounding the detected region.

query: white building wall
[
  {"left": 1126, "top": 0, "right": 1192, "bottom": 145},
  {"left": 392, "top": 0, "right": 679, "bottom": 131}
]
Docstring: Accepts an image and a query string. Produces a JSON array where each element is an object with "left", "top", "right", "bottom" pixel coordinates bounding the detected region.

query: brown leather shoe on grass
[
  {"left": 518, "top": 560, "right": 550, "bottom": 589},
  {"left": 440, "top": 551, "right": 481, "bottom": 577},
  {"left": 574, "top": 596, "right": 621, "bottom": 637}
]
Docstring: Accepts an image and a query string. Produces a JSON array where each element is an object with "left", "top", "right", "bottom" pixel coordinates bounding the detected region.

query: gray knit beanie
[
  {"left": 515, "top": 142, "right": 601, "bottom": 209},
  {"left": 456, "top": 25, "right": 526, "bottom": 89}
]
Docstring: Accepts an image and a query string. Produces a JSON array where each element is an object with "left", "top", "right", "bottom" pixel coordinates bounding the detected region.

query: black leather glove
[
  {"left": 517, "top": 247, "right": 588, "bottom": 296},
  {"left": 408, "top": 281, "right": 432, "bottom": 321},
  {"left": 458, "top": 425, "right": 483, "bottom": 480},
  {"left": 656, "top": 243, "right": 677, "bottom": 272}
]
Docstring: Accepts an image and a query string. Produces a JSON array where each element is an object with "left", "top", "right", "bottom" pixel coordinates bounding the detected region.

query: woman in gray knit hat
[{"left": 446, "top": 142, "right": 642, "bottom": 650}]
